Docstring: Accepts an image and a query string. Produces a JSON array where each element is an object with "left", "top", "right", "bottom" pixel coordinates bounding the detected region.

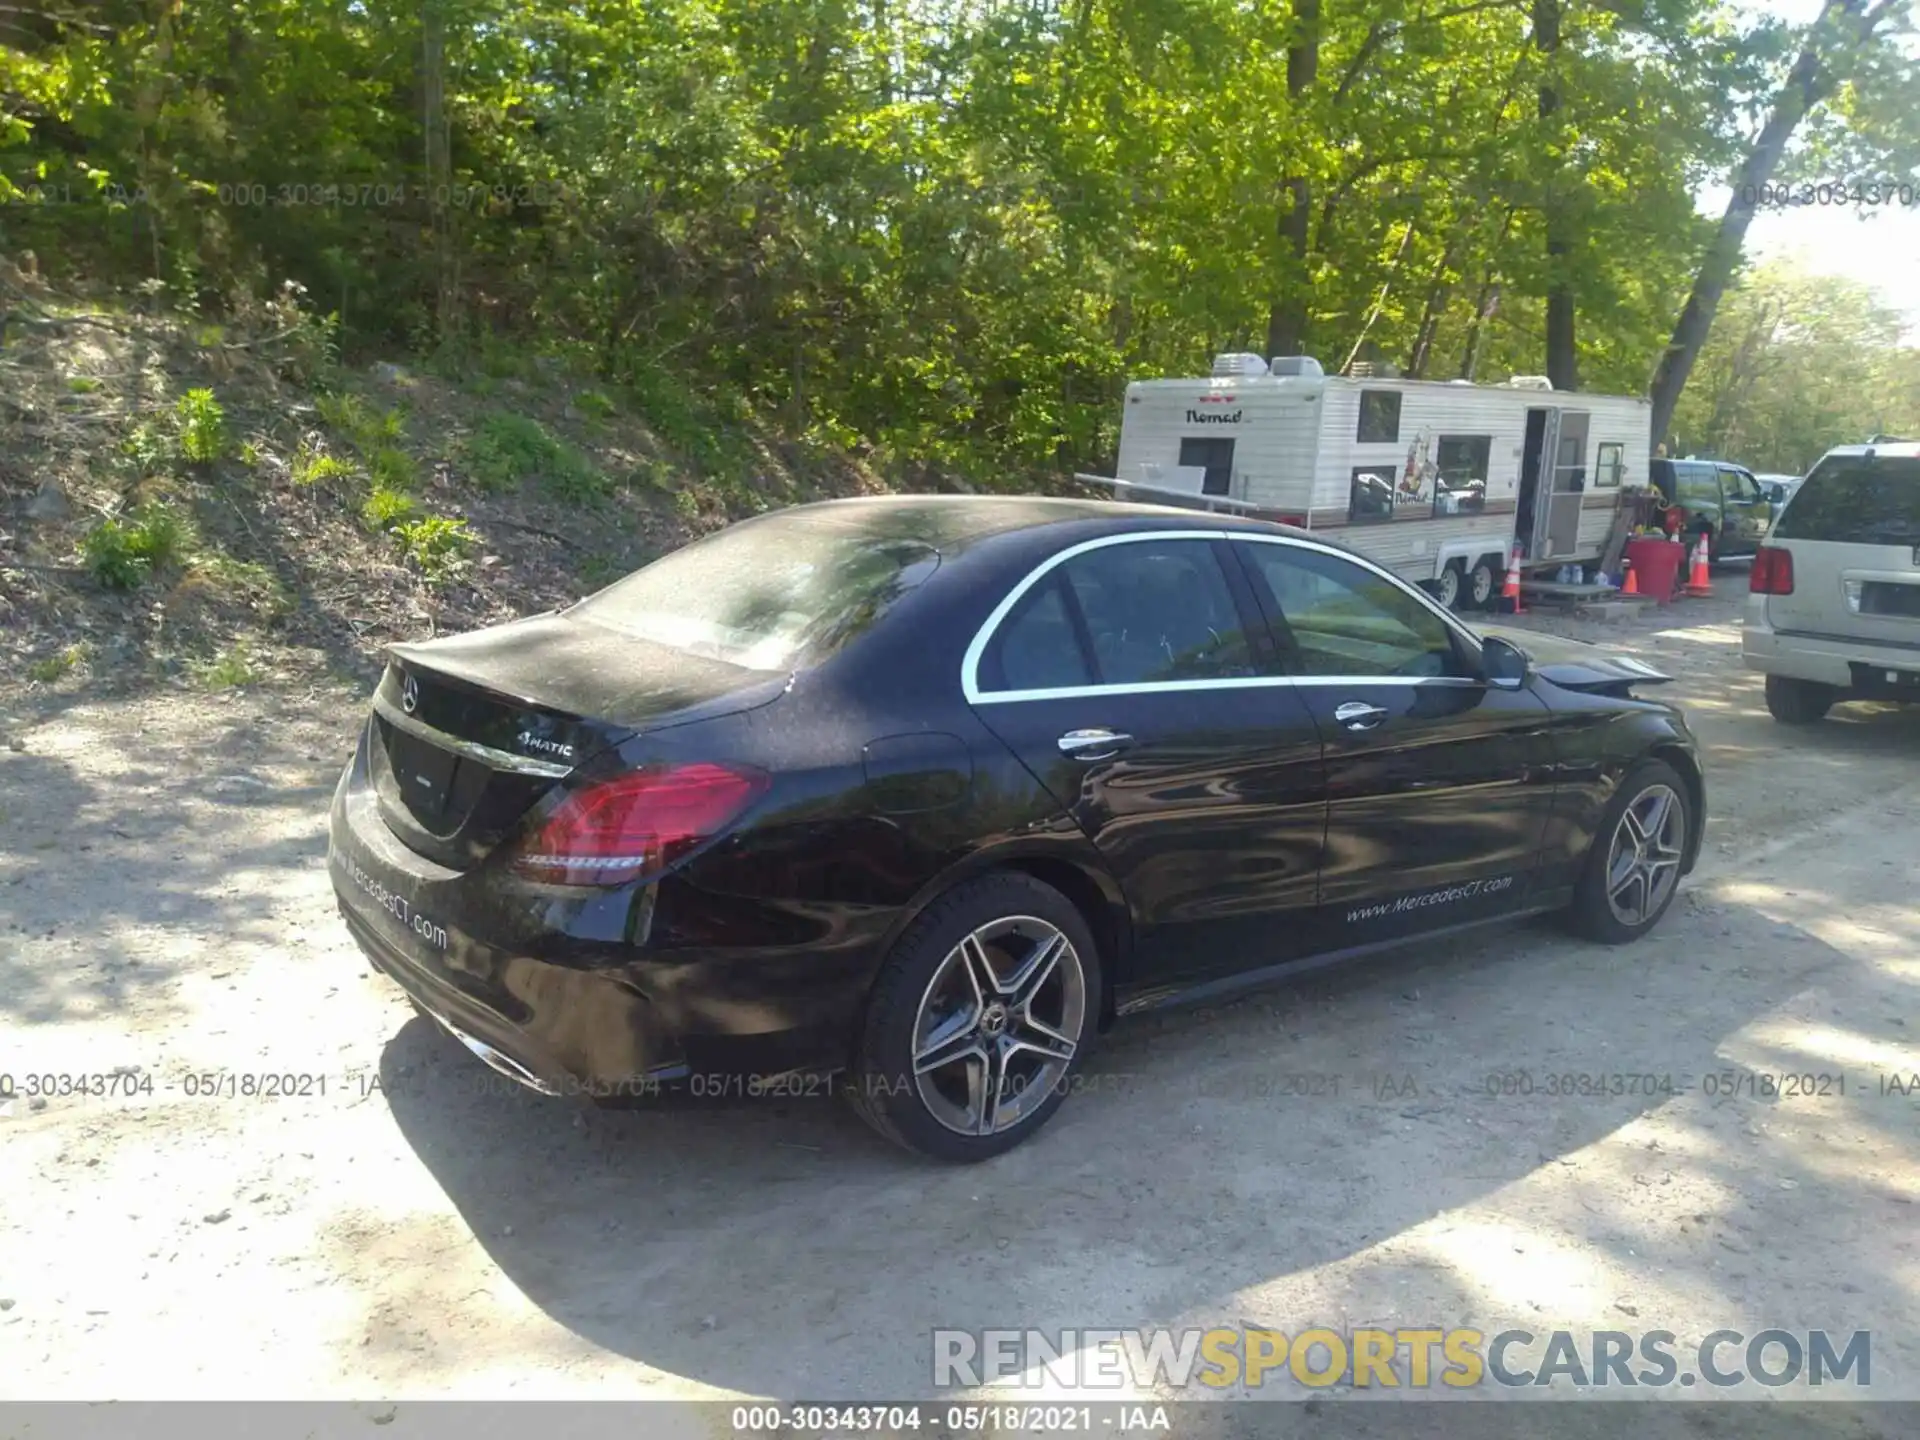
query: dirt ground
[{"left": 4, "top": 573, "right": 1919, "bottom": 1432}]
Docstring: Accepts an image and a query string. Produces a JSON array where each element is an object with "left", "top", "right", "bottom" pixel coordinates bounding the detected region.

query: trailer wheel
[
  {"left": 1467, "top": 556, "right": 1500, "bottom": 610},
  {"left": 1434, "top": 561, "right": 1466, "bottom": 611}
]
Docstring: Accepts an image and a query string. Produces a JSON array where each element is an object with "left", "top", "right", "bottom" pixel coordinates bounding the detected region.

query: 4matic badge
[{"left": 517, "top": 731, "right": 575, "bottom": 759}]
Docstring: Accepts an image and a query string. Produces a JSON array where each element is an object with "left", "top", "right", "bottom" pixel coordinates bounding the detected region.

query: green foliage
[
  {"left": 462, "top": 412, "right": 603, "bottom": 499},
  {"left": 2, "top": 0, "right": 1913, "bottom": 481},
  {"left": 175, "top": 388, "right": 229, "bottom": 463},
  {"left": 573, "top": 389, "right": 616, "bottom": 420},
  {"left": 361, "top": 486, "right": 417, "bottom": 530},
  {"left": 67, "top": 377, "right": 101, "bottom": 395},
  {"left": 192, "top": 646, "right": 262, "bottom": 689},
  {"left": 1671, "top": 263, "right": 1920, "bottom": 473},
  {"left": 291, "top": 440, "right": 357, "bottom": 486},
  {"left": 392, "top": 514, "right": 476, "bottom": 580},
  {"left": 26, "top": 643, "right": 90, "bottom": 682},
  {"left": 82, "top": 504, "right": 193, "bottom": 590},
  {"left": 119, "top": 421, "right": 175, "bottom": 476},
  {"left": 189, "top": 553, "right": 295, "bottom": 620}
]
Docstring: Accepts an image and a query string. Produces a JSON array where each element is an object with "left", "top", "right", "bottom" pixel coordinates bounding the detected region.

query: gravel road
[{"left": 4, "top": 582, "right": 1918, "bottom": 1435}]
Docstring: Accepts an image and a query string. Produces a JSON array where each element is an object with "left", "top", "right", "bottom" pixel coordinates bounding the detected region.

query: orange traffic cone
[
  {"left": 1621, "top": 558, "right": 1638, "bottom": 596},
  {"left": 1501, "top": 545, "right": 1525, "bottom": 614},
  {"left": 1685, "top": 534, "right": 1712, "bottom": 597}
]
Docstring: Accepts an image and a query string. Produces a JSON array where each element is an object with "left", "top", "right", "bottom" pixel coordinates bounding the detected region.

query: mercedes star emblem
[{"left": 401, "top": 674, "right": 419, "bottom": 715}]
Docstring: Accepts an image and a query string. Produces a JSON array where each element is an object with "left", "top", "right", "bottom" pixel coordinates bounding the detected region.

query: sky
[{"left": 1716, "top": 0, "right": 1920, "bottom": 342}]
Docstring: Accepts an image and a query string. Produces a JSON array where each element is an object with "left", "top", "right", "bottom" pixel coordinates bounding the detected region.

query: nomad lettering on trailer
[
  {"left": 337, "top": 848, "right": 450, "bottom": 949},
  {"left": 1185, "top": 408, "right": 1242, "bottom": 424},
  {"left": 1347, "top": 875, "right": 1515, "bottom": 924}
]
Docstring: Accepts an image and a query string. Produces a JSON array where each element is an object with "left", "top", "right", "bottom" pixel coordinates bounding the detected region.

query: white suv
[{"left": 1743, "top": 439, "right": 1920, "bottom": 722}]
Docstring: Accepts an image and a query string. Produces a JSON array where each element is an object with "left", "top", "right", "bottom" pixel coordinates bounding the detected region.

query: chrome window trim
[
  {"left": 372, "top": 692, "right": 574, "bottom": 778},
  {"left": 960, "top": 527, "right": 1489, "bottom": 705}
]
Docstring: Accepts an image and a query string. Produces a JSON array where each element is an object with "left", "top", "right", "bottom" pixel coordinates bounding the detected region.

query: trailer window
[
  {"left": 1432, "top": 436, "right": 1490, "bottom": 516},
  {"left": 1595, "top": 442, "right": 1626, "bottom": 488},
  {"left": 1357, "top": 390, "right": 1401, "bottom": 444},
  {"left": 1349, "top": 465, "right": 1397, "bottom": 523}
]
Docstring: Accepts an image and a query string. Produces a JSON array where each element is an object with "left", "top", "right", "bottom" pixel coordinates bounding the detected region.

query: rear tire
[
  {"left": 1765, "top": 675, "right": 1834, "bottom": 724},
  {"left": 1434, "top": 562, "right": 1465, "bottom": 612},
  {"left": 1467, "top": 557, "right": 1500, "bottom": 611},
  {"left": 847, "top": 873, "right": 1102, "bottom": 1162},
  {"left": 1566, "top": 760, "right": 1691, "bottom": 945}
]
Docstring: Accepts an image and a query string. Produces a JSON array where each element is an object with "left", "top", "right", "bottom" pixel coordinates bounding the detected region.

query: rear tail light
[
  {"left": 1751, "top": 545, "right": 1795, "bottom": 595},
  {"left": 511, "top": 763, "right": 768, "bottom": 886}
]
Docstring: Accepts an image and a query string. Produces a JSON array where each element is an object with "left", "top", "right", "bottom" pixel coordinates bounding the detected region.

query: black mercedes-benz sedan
[{"left": 327, "top": 495, "right": 1704, "bottom": 1161}]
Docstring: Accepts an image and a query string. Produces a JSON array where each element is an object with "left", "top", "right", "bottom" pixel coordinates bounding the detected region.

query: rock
[
  {"left": 26, "top": 479, "right": 70, "bottom": 521},
  {"left": 0, "top": 1299, "right": 13, "bottom": 1311},
  {"left": 202, "top": 1208, "right": 232, "bottom": 1225},
  {"left": 6, "top": 737, "right": 23, "bottom": 752}
]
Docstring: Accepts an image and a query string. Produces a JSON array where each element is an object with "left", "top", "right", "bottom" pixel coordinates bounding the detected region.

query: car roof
[
  {"left": 755, "top": 492, "right": 1316, "bottom": 552},
  {"left": 1812, "top": 441, "right": 1920, "bottom": 463}
]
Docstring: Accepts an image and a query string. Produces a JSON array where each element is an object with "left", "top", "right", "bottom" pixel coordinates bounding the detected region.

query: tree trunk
[
  {"left": 1532, "top": 0, "right": 1578, "bottom": 390},
  {"left": 1460, "top": 279, "right": 1501, "bottom": 381},
  {"left": 1265, "top": 0, "right": 1320, "bottom": 359},
  {"left": 423, "top": 0, "right": 456, "bottom": 345},
  {"left": 1647, "top": 0, "right": 1896, "bottom": 446}
]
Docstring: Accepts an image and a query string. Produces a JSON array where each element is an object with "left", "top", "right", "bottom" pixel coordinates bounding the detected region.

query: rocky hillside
[{"left": 0, "top": 263, "right": 923, "bottom": 710}]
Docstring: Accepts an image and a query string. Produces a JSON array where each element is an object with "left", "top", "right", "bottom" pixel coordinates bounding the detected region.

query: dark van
[{"left": 1649, "top": 457, "right": 1773, "bottom": 562}]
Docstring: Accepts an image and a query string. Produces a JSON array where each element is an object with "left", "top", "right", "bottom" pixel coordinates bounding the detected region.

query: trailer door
[{"left": 1536, "top": 410, "right": 1589, "bottom": 560}]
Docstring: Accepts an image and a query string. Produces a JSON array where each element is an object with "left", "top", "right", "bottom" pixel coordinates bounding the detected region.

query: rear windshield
[
  {"left": 568, "top": 513, "right": 941, "bottom": 671},
  {"left": 1773, "top": 455, "right": 1920, "bottom": 546}
]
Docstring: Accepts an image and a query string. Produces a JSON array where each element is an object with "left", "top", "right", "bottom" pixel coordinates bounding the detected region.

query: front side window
[
  {"left": 1357, "top": 390, "right": 1402, "bottom": 444},
  {"left": 1719, "top": 467, "right": 1762, "bottom": 504},
  {"left": 1240, "top": 543, "right": 1466, "bottom": 679},
  {"left": 1433, "top": 436, "right": 1491, "bottom": 515},
  {"left": 1677, "top": 463, "right": 1720, "bottom": 507},
  {"left": 977, "top": 538, "right": 1257, "bottom": 693},
  {"left": 1595, "top": 442, "right": 1625, "bottom": 488},
  {"left": 1349, "top": 465, "right": 1397, "bottom": 523}
]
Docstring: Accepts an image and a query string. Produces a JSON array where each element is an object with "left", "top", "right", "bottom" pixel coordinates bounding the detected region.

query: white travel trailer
[{"left": 1079, "top": 354, "right": 1654, "bottom": 610}]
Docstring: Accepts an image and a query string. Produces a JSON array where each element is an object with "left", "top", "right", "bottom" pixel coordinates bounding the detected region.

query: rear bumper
[
  {"left": 1743, "top": 607, "right": 1920, "bottom": 689},
  {"left": 327, "top": 736, "right": 878, "bottom": 1100}
]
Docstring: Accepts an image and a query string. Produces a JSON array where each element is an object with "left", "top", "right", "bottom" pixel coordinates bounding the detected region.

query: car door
[
  {"left": 1231, "top": 537, "right": 1559, "bottom": 945},
  {"left": 1715, "top": 465, "right": 1772, "bottom": 556},
  {"left": 964, "top": 533, "right": 1329, "bottom": 992},
  {"left": 1675, "top": 462, "right": 1722, "bottom": 549}
]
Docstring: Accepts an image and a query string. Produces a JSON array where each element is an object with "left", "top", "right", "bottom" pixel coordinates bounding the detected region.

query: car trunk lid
[{"left": 372, "top": 613, "right": 787, "bottom": 869}]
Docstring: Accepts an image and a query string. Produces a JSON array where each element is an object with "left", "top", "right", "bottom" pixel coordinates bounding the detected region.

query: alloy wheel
[
  {"left": 1604, "top": 783, "right": 1684, "bottom": 927},
  {"left": 911, "top": 915, "right": 1087, "bottom": 1136}
]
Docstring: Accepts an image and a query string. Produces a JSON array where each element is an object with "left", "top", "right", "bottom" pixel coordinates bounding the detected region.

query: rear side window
[
  {"left": 571, "top": 514, "right": 940, "bottom": 672},
  {"left": 1773, "top": 456, "right": 1920, "bottom": 545},
  {"left": 977, "top": 538, "right": 1257, "bottom": 693}
]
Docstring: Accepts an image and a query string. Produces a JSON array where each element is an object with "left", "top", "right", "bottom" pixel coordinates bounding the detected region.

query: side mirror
[{"left": 1480, "top": 635, "right": 1531, "bottom": 689}]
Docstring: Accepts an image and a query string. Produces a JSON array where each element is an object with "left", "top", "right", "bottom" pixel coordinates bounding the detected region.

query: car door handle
[
  {"left": 1058, "top": 728, "right": 1133, "bottom": 760},
  {"left": 1334, "top": 701, "right": 1390, "bottom": 731}
]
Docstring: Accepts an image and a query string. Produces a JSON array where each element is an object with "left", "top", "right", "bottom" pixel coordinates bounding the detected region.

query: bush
[
  {"left": 463, "top": 412, "right": 603, "bottom": 499},
  {"left": 193, "top": 646, "right": 261, "bottom": 689},
  {"left": 176, "top": 388, "right": 229, "bottom": 463},
  {"left": 291, "top": 439, "right": 357, "bottom": 486},
  {"left": 361, "top": 486, "right": 416, "bottom": 531},
  {"left": 82, "top": 504, "right": 193, "bottom": 590},
  {"left": 392, "top": 514, "right": 475, "bottom": 580}
]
